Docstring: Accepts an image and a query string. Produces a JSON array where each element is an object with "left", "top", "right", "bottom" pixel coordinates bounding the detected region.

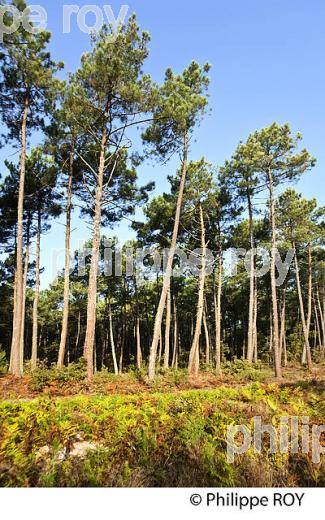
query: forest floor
[
  {"left": 1, "top": 362, "right": 325, "bottom": 399},
  {"left": 0, "top": 362, "right": 324, "bottom": 487}
]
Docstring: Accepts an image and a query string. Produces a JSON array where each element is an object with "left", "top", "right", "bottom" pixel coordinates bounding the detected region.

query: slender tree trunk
[
  {"left": 246, "top": 191, "right": 255, "bottom": 362},
  {"left": 119, "top": 324, "right": 124, "bottom": 375},
  {"left": 58, "top": 143, "right": 74, "bottom": 366},
  {"left": 279, "top": 286, "right": 287, "bottom": 367},
  {"left": 11, "top": 99, "right": 29, "bottom": 377},
  {"left": 84, "top": 125, "right": 107, "bottom": 379},
  {"left": 158, "top": 327, "right": 163, "bottom": 365},
  {"left": 317, "top": 289, "right": 325, "bottom": 349},
  {"left": 267, "top": 169, "right": 282, "bottom": 378},
  {"left": 20, "top": 220, "right": 31, "bottom": 372},
  {"left": 188, "top": 204, "right": 206, "bottom": 376},
  {"left": 109, "top": 302, "right": 119, "bottom": 375},
  {"left": 171, "top": 298, "right": 178, "bottom": 368},
  {"left": 31, "top": 209, "right": 41, "bottom": 369},
  {"left": 148, "top": 129, "right": 188, "bottom": 381},
  {"left": 203, "top": 302, "right": 210, "bottom": 366},
  {"left": 253, "top": 278, "right": 258, "bottom": 362},
  {"left": 75, "top": 310, "right": 81, "bottom": 352},
  {"left": 136, "top": 316, "right": 142, "bottom": 369},
  {"left": 215, "top": 249, "right": 223, "bottom": 373},
  {"left": 314, "top": 303, "right": 322, "bottom": 350},
  {"left": 293, "top": 245, "right": 313, "bottom": 370},
  {"left": 163, "top": 288, "right": 171, "bottom": 368},
  {"left": 302, "top": 246, "right": 313, "bottom": 364}
]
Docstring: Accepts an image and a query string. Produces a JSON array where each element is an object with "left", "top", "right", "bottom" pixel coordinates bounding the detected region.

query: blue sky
[{"left": 1, "top": 0, "right": 324, "bottom": 287}]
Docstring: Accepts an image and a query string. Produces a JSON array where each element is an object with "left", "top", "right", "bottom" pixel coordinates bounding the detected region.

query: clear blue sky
[{"left": 1, "top": 0, "right": 324, "bottom": 287}]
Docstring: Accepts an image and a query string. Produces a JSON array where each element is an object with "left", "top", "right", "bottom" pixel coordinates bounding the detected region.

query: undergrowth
[{"left": 0, "top": 382, "right": 324, "bottom": 487}]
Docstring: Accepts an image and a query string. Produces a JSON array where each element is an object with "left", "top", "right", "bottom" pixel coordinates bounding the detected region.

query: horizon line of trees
[{"left": 0, "top": 1, "right": 324, "bottom": 381}]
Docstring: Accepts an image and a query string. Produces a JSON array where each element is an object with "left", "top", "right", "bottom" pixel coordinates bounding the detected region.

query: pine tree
[{"left": 0, "top": 0, "right": 63, "bottom": 376}]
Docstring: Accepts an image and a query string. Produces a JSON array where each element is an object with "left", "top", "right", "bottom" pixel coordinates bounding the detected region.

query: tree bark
[
  {"left": 148, "top": 129, "right": 188, "bottom": 381},
  {"left": 163, "top": 288, "right": 171, "bottom": 368},
  {"left": 58, "top": 143, "right": 74, "bottom": 366},
  {"left": 246, "top": 189, "right": 255, "bottom": 363},
  {"left": 203, "top": 302, "right": 210, "bottom": 366},
  {"left": 293, "top": 245, "right": 313, "bottom": 370},
  {"left": 136, "top": 316, "right": 142, "bottom": 369},
  {"left": 20, "top": 219, "right": 31, "bottom": 372},
  {"left": 75, "top": 310, "right": 81, "bottom": 351},
  {"left": 317, "top": 289, "right": 325, "bottom": 349},
  {"left": 215, "top": 249, "right": 223, "bottom": 373},
  {"left": 31, "top": 209, "right": 41, "bottom": 369},
  {"left": 314, "top": 303, "right": 322, "bottom": 350},
  {"left": 109, "top": 302, "right": 119, "bottom": 375},
  {"left": 267, "top": 169, "right": 282, "bottom": 378},
  {"left": 253, "top": 278, "right": 258, "bottom": 362},
  {"left": 11, "top": 98, "right": 29, "bottom": 377},
  {"left": 171, "top": 298, "right": 178, "bottom": 368},
  {"left": 279, "top": 286, "right": 287, "bottom": 367},
  {"left": 188, "top": 204, "right": 206, "bottom": 376},
  {"left": 84, "top": 124, "right": 107, "bottom": 379}
]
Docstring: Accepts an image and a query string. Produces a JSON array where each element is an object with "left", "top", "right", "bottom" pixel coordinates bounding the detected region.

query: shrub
[{"left": 0, "top": 348, "right": 8, "bottom": 374}]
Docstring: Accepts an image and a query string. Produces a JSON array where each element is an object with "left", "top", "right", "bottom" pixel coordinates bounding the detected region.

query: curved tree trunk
[{"left": 148, "top": 129, "right": 188, "bottom": 381}]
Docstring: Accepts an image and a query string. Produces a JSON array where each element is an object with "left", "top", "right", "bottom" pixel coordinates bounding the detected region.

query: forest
[{"left": 0, "top": 0, "right": 324, "bottom": 488}]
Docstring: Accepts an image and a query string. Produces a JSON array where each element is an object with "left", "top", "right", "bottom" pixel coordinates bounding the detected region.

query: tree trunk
[
  {"left": 317, "top": 289, "right": 325, "bottom": 349},
  {"left": 11, "top": 98, "right": 29, "bottom": 377},
  {"left": 109, "top": 302, "right": 119, "bottom": 375},
  {"left": 171, "top": 298, "right": 178, "bottom": 368},
  {"left": 253, "top": 278, "right": 258, "bottom": 362},
  {"left": 158, "top": 327, "right": 163, "bottom": 365},
  {"left": 75, "top": 310, "right": 81, "bottom": 352},
  {"left": 188, "top": 204, "right": 206, "bottom": 377},
  {"left": 84, "top": 125, "right": 107, "bottom": 379},
  {"left": 293, "top": 245, "right": 313, "bottom": 370},
  {"left": 58, "top": 143, "right": 74, "bottom": 366},
  {"left": 203, "top": 302, "right": 210, "bottom": 366},
  {"left": 279, "top": 286, "right": 287, "bottom": 367},
  {"left": 302, "top": 246, "right": 313, "bottom": 364},
  {"left": 215, "top": 249, "right": 223, "bottom": 373},
  {"left": 163, "top": 288, "right": 171, "bottom": 368},
  {"left": 119, "top": 325, "right": 124, "bottom": 375},
  {"left": 246, "top": 190, "right": 255, "bottom": 362},
  {"left": 314, "top": 303, "right": 322, "bottom": 350},
  {"left": 148, "top": 129, "right": 188, "bottom": 381},
  {"left": 136, "top": 316, "right": 142, "bottom": 369},
  {"left": 20, "top": 220, "right": 31, "bottom": 372},
  {"left": 267, "top": 169, "right": 282, "bottom": 378},
  {"left": 31, "top": 209, "right": 41, "bottom": 369}
]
